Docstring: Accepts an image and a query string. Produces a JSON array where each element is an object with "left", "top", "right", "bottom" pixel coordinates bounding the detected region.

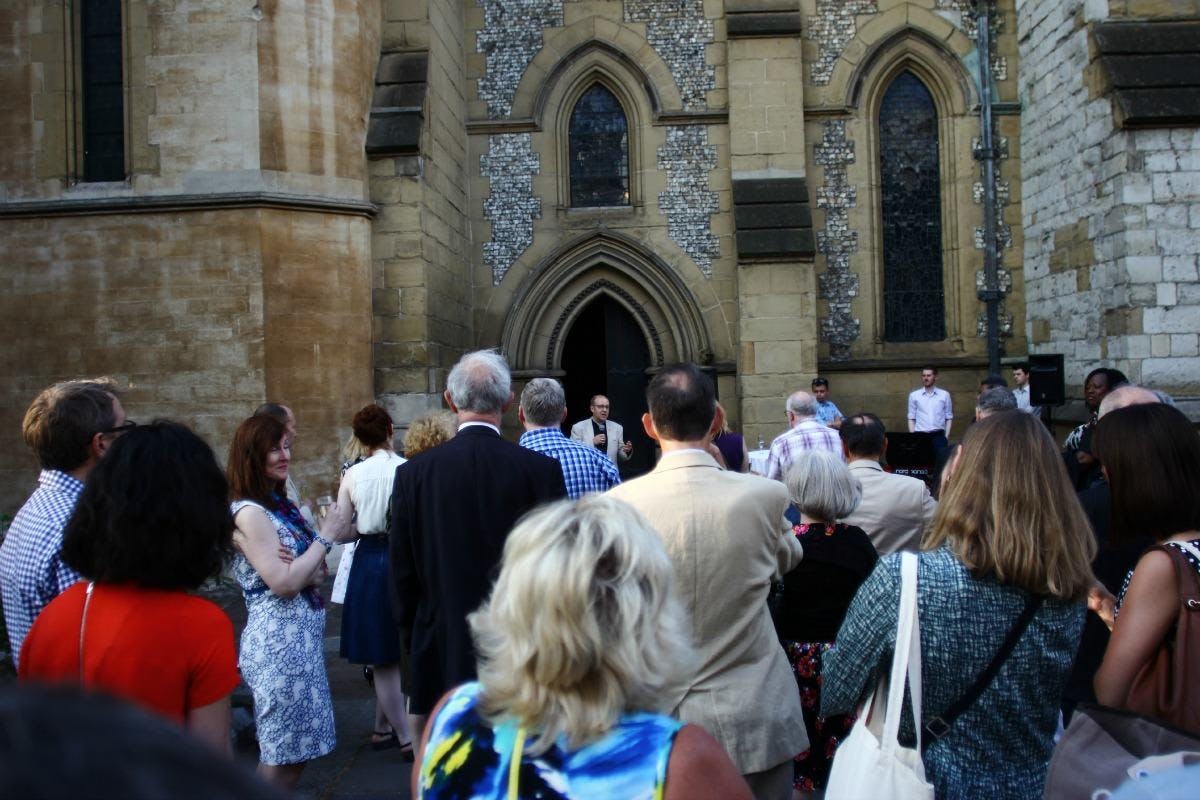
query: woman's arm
[
  {"left": 233, "top": 506, "right": 328, "bottom": 599},
  {"left": 738, "top": 438, "right": 750, "bottom": 473},
  {"left": 186, "top": 696, "right": 232, "bottom": 756},
  {"left": 1095, "top": 549, "right": 1180, "bottom": 706},
  {"left": 821, "top": 558, "right": 897, "bottom": 718},
  {"left": 663, "top": 725, "right": 752, "bottom": 800}
]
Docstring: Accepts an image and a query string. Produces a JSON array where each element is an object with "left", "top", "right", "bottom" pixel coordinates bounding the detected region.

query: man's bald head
[{"left": 1098, "top": 385, "right": 1160, "bottom": 418}]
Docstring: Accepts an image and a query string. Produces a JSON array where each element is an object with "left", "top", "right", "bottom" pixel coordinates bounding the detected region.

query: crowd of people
[{"left": 1, "top": 353, "right": 1198, "bottom": 799}]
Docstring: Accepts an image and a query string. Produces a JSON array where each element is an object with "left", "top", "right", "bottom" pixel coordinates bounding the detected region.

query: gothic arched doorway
[{"left": 560, "top": 295, "right": 654, "bottom": 478}]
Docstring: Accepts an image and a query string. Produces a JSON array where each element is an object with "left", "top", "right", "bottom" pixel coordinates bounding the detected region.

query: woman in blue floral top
[
  {"left": 413, "top": 496, "right": 751, "bottom": 800},
  {"left": 822, "top": 411, "right": 1098, "bottom": 799}
]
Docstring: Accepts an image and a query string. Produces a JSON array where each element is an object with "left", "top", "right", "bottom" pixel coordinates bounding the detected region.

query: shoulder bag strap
[
  {"left": 507, "top": 726, "right": 527, "bottom": 800},
  {"left": 882, "top": 552, "right": 922, "bottom": 750},
  {"left": 922, "top": 592, "right": 1042, "bottom": 749}
]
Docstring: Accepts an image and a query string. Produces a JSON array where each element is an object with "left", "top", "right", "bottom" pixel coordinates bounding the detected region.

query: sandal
[
  {"left": 399, "top": 739, "right": 415, "bottom": 762},
  {"left": 370, "top": 729, "right": 398, "bottom": 751}
]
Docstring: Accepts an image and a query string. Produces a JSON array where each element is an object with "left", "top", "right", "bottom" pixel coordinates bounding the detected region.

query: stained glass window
[
  {"left": 82, "top": 0, "right": 125, "bottom": 181},
  {"left": 569, "top": 85, "right": 629, "bottom": 207},
  {"left": 879, "top": 72, "right": 944, "bottom": 342}
]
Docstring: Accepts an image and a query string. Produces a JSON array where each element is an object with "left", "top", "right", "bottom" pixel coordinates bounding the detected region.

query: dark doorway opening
[{"left": 560, "top": 295, "right": 654, "bottom": 478}]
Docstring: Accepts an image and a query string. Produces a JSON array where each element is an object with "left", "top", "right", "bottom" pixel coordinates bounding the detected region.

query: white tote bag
[
  {"left": 825, "top": 551, "right": 935, "bottom": 800},
  {"left": 330, "top": 540, "right": 357, "bottom": 604}
]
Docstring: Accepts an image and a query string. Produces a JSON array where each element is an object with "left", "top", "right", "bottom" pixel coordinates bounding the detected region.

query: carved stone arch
[
  {"left": 847, "top": 28, "right": 975, "bottom": 116},
  {"left": 509, "top": 19, "right": 682, "bottom": 121},
  {"left": 501, "top": 231, "right": 710, "bottom": 371},
  {"left": 532, "top": 41, "right": 663, "bottom": 123}
]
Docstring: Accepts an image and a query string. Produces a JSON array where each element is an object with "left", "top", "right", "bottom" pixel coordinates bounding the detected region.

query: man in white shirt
[
  {"left": 1011, "top": 363, "right": 1039, "bottom": 414},
  {"left": 907, "top": 366, "right": 953, "bottom": 451}
]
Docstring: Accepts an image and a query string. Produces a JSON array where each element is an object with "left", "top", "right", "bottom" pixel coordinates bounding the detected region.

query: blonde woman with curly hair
[
  {"left": 402, "top": 411, "right": 456, "bottom": 458},
  {"left": 412, "top": 495, "right": 751, "bottom": 800},
  {"left": 822, "top": 411, "right": 1096, "bottom": 800}
]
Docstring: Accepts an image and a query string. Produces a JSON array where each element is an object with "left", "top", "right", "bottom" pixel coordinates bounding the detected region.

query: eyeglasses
[
  {"left": 592, "top": 404, "right": 609, "bottom": 410},
  {"left": 101, "top": 420, "right": 137, "bottom": 435}
]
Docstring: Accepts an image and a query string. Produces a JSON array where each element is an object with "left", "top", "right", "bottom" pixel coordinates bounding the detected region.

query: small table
[{"left": 748, "top": 449, "right": 769, "bottom": 476}]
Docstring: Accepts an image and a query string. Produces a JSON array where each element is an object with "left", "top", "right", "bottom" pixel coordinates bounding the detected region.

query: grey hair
[
  {"left": 786, "top": 391, "right": 818, "bottom": 419},
  {"left": 784, "top": 449, "right": 861, "bottom": 522},
  {"left": 976, "top": 387, "right": 1017, "bottom": 418},
  {"left": 1098, "top": 384, "right": 1164, "bottom": 417},
  {"left": 445, "top": 349, "right": 511, "bottom": 414},
  {"left": 520, "top": 378, "right": 566, "bottom": 427},
  {"left": 470, "top": 495, "right": 691, "bottom": 754}
]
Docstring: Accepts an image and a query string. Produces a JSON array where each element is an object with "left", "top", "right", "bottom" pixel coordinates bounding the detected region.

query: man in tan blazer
[
  {"left": 569, "top": 394, "right": 633, "bottom": 463},
  {"left": 608, "top": 363, "right": 805, "bottom": 800},
  {"left": 840, "top": 412, "right": 937, "bottom": 554}
]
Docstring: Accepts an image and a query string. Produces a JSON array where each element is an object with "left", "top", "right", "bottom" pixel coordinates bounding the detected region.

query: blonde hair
[
  {"left": 403, "top": 411, "right": 456, "bottom": 458},
  {"left": 341, "top": 433, "right": 371, "bottom": 464},
  {"left": 924, "top": 412, "right": 1096, "bottom": 600},
  {"left": 469, "top": 495, "right": 691, "bottom": 754}
]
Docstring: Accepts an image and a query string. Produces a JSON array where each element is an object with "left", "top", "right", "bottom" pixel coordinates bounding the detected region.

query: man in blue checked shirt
[
  {"left": 0, "top": 378, "right": 128, "bottom": 667},
  {"left": 518, "top": 378, "right": 620, "bottom": 499}
]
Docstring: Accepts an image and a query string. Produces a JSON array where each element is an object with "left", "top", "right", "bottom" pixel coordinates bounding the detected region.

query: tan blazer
[
  {"left": 608, "top": 450, "right": 807, "bottom": 774},
  {"left": 569, "top": 417, "right": 630, "bottom": 462},
  {"left": 842, "top": 458, "right": 937, "bottom": 554}
]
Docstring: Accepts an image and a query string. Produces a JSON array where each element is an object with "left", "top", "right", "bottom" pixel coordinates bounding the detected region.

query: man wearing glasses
[
  {"left": 0, "top": 378, "right": 128, "bottom": 667},
  {"left": 570, "top": 394, "right": 633, "bottom": 463}
]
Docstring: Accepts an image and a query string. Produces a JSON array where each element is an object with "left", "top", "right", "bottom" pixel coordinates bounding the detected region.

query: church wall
[
  {"left": 0, "top": 0, "right": 379, "bottom": 510},
  {"left": 461, "top": 0, "right": 743, "bottom": 434},
  {"left": 1018, "top": 0, "right": 1200, "bottom": 414},
  {"left": 372, "top": 0, "right": 473, "bottom": 433},
  {"left": 797, "top": 0, "right": 1027, "bottom": 433}
]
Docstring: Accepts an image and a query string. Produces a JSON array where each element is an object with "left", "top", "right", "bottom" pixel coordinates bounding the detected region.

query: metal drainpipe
[{"left": 975, "top": 0, "right": 1002, "bottom": 376}]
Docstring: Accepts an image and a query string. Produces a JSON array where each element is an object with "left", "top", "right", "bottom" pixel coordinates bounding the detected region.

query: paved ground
[{"left": 211, "top": 577, "right": 416, "bottom": 800}]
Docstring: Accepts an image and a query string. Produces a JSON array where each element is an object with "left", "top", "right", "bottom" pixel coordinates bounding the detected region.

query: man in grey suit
[
  {"left": 569, "top": 394, "right": 632, "bottom": 463},
  {"left": 840, "top": 412, "right": 937, "bottom": 554},
  {"left": 608, "top": 364, "right": 805, "bottom": 800}
]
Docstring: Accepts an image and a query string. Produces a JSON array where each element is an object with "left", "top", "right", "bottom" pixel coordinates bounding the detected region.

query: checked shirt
[
  {"left": 764, "top": 419, "right": 842, "bottom": 482},
  {"left": 519, "top": 427, "right": 620, "bottom": 499},
  {"left": 0, "top": 469, "right": 83, "bottom": 668}
]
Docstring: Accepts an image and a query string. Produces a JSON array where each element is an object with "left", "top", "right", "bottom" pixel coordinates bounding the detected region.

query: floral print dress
[{"left": 232, "top": 498, "right": 336, "bottom": 765}]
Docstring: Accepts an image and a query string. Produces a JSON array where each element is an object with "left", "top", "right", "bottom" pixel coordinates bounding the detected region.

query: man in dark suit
[{"left": 389, "top": 350, "right": 567, "bottom": 728}]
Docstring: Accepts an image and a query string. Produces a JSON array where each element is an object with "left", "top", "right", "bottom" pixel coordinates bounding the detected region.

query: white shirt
[
  {"left": 1012, "top": 385, "right": 1039, "bottom": 414},
  {"left": 908, "top": 386, "right": 953, "bottom": 432},
  {"left": 346, "top": 450, "right": 406, "bottom": 534}
]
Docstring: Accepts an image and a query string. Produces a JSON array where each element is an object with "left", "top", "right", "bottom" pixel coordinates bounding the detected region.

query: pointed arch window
[
  {"left": 569, "top": 84, "right": 629, "bottom": 207},
  {"left": 879, "top": 72, "right": 944, "bottom": 342}
]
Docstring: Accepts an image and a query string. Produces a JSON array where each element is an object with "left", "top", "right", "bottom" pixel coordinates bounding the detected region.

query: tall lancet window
[
  {"left": 81, "top": 0, "right": 125, "bottom": 181},
  {"left": 879, "top": 72, "right": 944, "bottom": 342},
  {"left": 569, "top": 85, "right": 629, "bottom": 207}
]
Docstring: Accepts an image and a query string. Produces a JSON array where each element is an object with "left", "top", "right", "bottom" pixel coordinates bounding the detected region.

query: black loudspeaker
[{"left": 1029, "top": 354, "right": 1066, "bottom": 407}]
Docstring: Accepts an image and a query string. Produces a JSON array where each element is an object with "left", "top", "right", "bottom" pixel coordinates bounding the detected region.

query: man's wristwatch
[{"left": 314, "top": 534, "right": 334, "bottom": 553}]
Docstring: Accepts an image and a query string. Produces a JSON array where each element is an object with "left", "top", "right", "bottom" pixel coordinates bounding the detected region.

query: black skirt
[{"left": 339, "top": 535, "right": 403, "bottom": 665}]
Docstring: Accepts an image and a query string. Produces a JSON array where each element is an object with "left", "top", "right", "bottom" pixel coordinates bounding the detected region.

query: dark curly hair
[
  {"left": 227, "top": 415, "right": 287, "bottom": 505},
  {"left": 61, "top": 421, "right": 233, "bottom": 589},
  {"left": 352, "top": 404, "right": 393, "bottom": 449}
]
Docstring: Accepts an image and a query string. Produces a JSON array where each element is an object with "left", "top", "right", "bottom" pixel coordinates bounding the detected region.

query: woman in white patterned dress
[{"left": 227, "top": 414, "right": 354, "bottom": 791}]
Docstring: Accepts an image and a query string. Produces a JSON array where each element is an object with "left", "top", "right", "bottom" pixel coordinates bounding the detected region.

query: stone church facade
[{"left": 0, "top": 0, "right": 1196, "bottom": 506}]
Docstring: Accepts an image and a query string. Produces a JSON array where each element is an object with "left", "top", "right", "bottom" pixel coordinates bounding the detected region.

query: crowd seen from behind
[{"left": 0, "top": 354, "right": 1198, "bottom": 799}]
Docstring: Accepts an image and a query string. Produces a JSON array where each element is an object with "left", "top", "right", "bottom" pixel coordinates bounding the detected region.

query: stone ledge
[
  {"left": 727, "top": 12, "right": 803, "bottom": 39},
  {"left": 1093, "top": 21, "right": 1200, "bottom": 127},
  {"left": 368, "top": 51, "right": 428, "bottom": 154},
  {"left": 0, "top": 192, "right": 379, "bottom": 219}
]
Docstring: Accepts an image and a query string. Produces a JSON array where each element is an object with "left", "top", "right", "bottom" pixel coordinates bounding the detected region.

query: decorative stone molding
[
  {"left": 807, "top": 1, "right": 878, "bottom": 86},
  {"left": 481, "top": 134, "right": 541, "bottom": 284},
  {"left": 972, "top": 132, "right": 1014, "bottom": 339},
  {"left": 546, "top": 278, "right": 665, "bottom": 367},
  {"left": 656, "top": 125, "right": 719, "bottom": 277},
  {"left": 624, "top": 0, "right": 715, "bottom": 110},
  {"left": 813, "top": 119, "right": 861, "bottom": 361},
  {"left": 935, "top": 0, "right": 1008, "bottom": 81},
  {"left": 475, "top": 0, "right": 564, "bottom": 119}
]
